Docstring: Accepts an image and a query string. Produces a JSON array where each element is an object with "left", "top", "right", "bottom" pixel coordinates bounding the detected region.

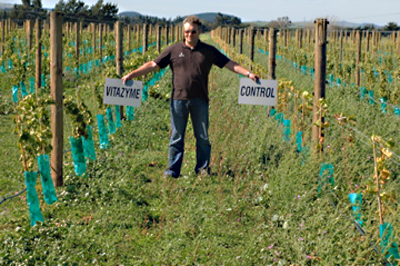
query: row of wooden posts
[
  {"left": 218, "top": 24, "right": 400, "bottom": 58},
  {"left": 0, "top": 17, "right": 185, "bottom": 64},
  {"left": 213, "top": 19, "right": 330, "bottom": 153},
  {"left": 0, "top": 12, "right": 187, "bottom": 186}
]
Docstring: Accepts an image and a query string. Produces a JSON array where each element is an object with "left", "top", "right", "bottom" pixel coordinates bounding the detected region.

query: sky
[{"left": 3, "top": 0, "right": 400, "bottom": 26}]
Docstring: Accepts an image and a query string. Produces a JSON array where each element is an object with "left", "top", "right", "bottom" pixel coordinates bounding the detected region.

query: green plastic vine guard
[
  {"left": 12, "top": 85, "right": 18, "bottom": 102},
  {"left": 283, "top": 119, "right": 291, "bottom": 141},
  {"left": 20, "top": 81, "right": 28, "bottom": 98},
  {"left": 270, "top": 108, "right": 276, "bottom": 116},
  {"left": 29, "top": 77, "right": 34, "bottom": 93},
  {"left": 275, "top": 112, "right": 284, "bottom": 125},
  {"left": 106, "top": 107, "right": 116, "bottom": 134},
  {"left": 394, "top": 106, "right": 400, "bottom": 116},
  {"left": 8, "top": 58, "right": 12, "bottom": 69},
  {"left": 348, "top": 193, "right": 363, "bottom": 226},
  {"left": 380, "top": 222, "right": 400, "bottom": 261},
  {"left": 127, "top": 106, "right": 134, "bottom": 120},
  {"left": 38, "top": 154, "right": 57, "bottom": 205},
  {"left": 114, "top": 105, "right": 122, "bottom": 129},
  {"left": 329, "top": 74, "right": 334, "bottom": 87},
  {"left": 41, "top": 74, "right": 46, "bottom": 87},
  {"left": 25, "top": 171, "right": 45, "bottom": 226},
  {"left": 70, "top": 136, "right": 87, "bottom": 176},
  {"left": 97, "top": 114, "right": 110, "bottom": 149},
  {"left": 380, "top": 97, "right": 387, "bottom": 114},
  {"left": 318, "top": 163, "right": 334, "bottom": 196},
  {"left": 360, "top": 87, "right": 367, "bottom": 100},
  {"left": 82, "top": 125, "right": 96, "bottom": 161},
  {"left": 368, "top": 91, "right": 374, "bottom": 105},
  {"left": 296, "top": 131, "right": 303, "bottom": 152},
  {"left": 142, "top": 84, "right": 149, "bottom": 102}
]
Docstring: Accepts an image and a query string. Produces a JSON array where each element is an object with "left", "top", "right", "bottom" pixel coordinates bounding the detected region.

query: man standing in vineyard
[{"left": 122, "top": 15, "right": 259, "bottom": 178}]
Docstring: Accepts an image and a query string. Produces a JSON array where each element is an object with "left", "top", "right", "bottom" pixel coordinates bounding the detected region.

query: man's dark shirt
[{"left": 153, "top": 40, "right": 230, "bottom": 101}]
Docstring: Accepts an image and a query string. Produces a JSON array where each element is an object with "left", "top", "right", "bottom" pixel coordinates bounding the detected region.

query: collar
[{"left": 181, "top": 39, "right": 203, "bottom": 50}]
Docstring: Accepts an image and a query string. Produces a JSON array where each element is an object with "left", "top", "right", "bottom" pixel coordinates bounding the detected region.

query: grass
[{"left": 0, "top": 33, "right": 399, "bottom": 265}]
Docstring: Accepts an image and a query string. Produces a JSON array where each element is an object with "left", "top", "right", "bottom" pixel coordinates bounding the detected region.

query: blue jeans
[{"left": 166, "top": 98, "right": 211, "bottom": 177}]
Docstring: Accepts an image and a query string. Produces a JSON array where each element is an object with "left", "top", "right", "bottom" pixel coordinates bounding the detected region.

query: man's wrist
[{"left": 246, "top": 71, "right": 251, "bottom": 78}]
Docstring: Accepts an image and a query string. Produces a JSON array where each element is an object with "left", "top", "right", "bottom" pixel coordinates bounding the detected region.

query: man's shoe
[
  {"left": 196, "top": 167, "right": 211, "bottom": 176},
  {"left": 164, "top": 169, "right": 179, "bottom": 178}
]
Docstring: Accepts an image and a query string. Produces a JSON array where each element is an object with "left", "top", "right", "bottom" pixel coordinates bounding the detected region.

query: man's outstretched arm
[
  {"left": 224, "top": 60, "right": 260, "bottom": 83},
  {"left": 122, "top": 61, "right": 160, "bottom": 84}
]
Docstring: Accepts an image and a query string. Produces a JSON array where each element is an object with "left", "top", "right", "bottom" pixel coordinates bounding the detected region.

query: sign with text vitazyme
[
  {"left": 104, "top": 78, "right": 142, "bottom": 107},
  {"left": 238, "top": 78, "right": 278, "bottom": 106}
]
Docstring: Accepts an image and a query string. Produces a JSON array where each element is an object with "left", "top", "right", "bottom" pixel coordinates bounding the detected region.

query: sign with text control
[
  {"left": 238, "top": 78, "right": 278, "bottom": 106},
  {"left": 104, "top": 78, "right": 142, "bottom": 107}
]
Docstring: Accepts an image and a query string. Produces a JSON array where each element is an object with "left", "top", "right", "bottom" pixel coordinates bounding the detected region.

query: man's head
[{"left": 183, "top": 15, "right": 202, "bottom": 48}]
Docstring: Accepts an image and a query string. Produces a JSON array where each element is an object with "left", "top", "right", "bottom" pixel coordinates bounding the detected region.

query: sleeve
[
  {"left": 213, "top": 47, "right": 231, "bottom": 68},
  {"left": 153, "top": 46, "right": 172, "bottom": 69}
]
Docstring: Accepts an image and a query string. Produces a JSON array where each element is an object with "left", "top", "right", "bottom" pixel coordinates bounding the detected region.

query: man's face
[{"left": 183, "top": 22, "right": 200, "bottom": 46}]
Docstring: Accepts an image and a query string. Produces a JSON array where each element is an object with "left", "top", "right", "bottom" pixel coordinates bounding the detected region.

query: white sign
[
  {"left": 104, "top": 78, "right": 142, "bottom": 107},
  {"left": 238, "top": 78, "right": 278, "bottom": 106}
]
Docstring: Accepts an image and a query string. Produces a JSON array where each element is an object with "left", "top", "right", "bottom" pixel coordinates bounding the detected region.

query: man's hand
[
  {"left": 248, "top": 73, "right": 261, "bottom": 84},
  {"left": 122, "top": 73, "right": 132, "bottom": 85}
]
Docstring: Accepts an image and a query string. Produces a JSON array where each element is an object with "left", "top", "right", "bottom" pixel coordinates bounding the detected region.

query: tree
[
  {"left": 10, "top": 0, "right": 46, "bottom": 21},
  {"left": 269, "top": 16, "right": 291, "bottom": 29},
  {"left": 383, "top": 22, "right": 399, "bottom": 31}
]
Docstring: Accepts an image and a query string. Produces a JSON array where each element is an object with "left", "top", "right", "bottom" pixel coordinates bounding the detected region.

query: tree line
[{"left": 0, "top": 0, "right": 243, "bottom": 30}]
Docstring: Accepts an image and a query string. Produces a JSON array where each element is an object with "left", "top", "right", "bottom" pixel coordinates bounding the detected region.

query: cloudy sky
[{"left": 4, "top": 0, "right": 400, "bottom": 26}]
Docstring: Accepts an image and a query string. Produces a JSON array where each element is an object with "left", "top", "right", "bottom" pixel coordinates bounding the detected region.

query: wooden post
[
  {"left": 339, "top": 30, "right": 343, "bottom": 62},
  {"left": 397, "top": 31, "right": 400, "bottom": 55},
  {"left": 50, "top": 12, "right": 64, "bottom": 187},
  {"left": 170, "top": 24, "right": 174, "bottom": 43},
  {"left": 99, "top": 23, "right": 103, "bottom": 62},
  {"left": 366, "top": 31, "right": 371, "bottom": 53},
  {"left": 312, "top": 19, "right": 328, "bottom": 153},
  {"left": 175, "top": 25, "right": 179, "bottom": 42},
  {"left": 1, "top": 20, "right": 5, "bottom": 56},
  {"left": 75, "top": 21, "right": 80, "bottom": 69},
  {"left": 267, "top": 28, "right": 277, "bottom": 116},
  {"left": 249, "top": 28, "right": 255, "bottom": 69},
  {"left": 232, "top": 28, "right": 236, "bottom": 47},
  {"left": 115, "top": 21, "right": 124, "bottom": 120},
  {"left": 115, "top": 21, "right": 123, "bottom": 76},
  {"left": 282, "top": 30, "right": 288, "bottom": 47},
  {"left": 91, "top": 22, "right": 96, "bottom": 55},
  {"left": 136, "top": 24, "right": 141, "bottom": 45},
  {"left": 65, "top": 22, "right": 70, "bottom": 40},
  {"left": 299, "top": 29, "right": 303, "bottom": 49},
  {"left": 269, "top": 28, "right": 277, "bottom": 80},
  {"left": 27, "top": 19, "right": 34, "bottom": 51},
  {"left": 239, "top": 29, "right": 244, "bottom": 54},
  {"left": 355, "top": 30, "right": 362, "bottom": 87},
  {"left": 165, "top": 25, "right": 169, "bottom": 45},
  {"left": 143, "top": 23, "right": 148, "bottom": 54},
  {"left": 127, "top": 24, "right": 131, "bottom": 53},
  {"left": 156, "top": 25, "right": 161, "bottom": 53},
  {"left": 35, "top": 18, "right": 42, "bottom": 94}
]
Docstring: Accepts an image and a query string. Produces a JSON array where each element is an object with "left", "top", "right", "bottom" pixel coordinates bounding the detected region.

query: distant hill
[
  {"left": 118, "top": 11, "right": 239, "bottom": 24},
  {"left": 119, "top": 11, "right": 142, "bottom": 18},
  {"left": 0, "top": 3, "right": 13, "bottom": 10}
]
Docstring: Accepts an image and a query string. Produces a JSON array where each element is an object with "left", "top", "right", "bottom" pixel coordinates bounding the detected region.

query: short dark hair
[{"left": 183, "top": 15, "right": 202, "bottom": 27}]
